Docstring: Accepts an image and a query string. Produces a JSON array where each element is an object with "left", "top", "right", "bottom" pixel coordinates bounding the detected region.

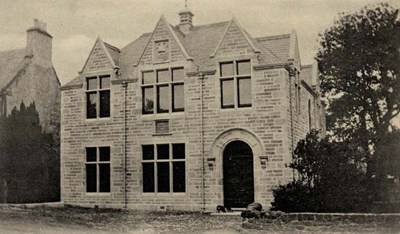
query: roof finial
[{"left": 185, "top": 0, "right": 187, "bottom": 8}]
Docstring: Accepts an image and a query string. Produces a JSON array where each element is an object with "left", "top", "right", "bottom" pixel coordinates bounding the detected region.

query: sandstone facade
[{"left": 61, "top": 8, "right": 325, "bottom": 211}]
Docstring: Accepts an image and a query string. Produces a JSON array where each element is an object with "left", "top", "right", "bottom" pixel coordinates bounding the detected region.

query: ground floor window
[
  {"left": 86, "top": 147, "right": 111, "bottom": 193},
  {"left": 142, "top": 143, "right": 185, "bottom": 193}
]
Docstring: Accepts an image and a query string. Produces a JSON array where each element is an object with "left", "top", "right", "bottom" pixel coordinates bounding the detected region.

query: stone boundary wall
[
  {"left": 275, "top": 212, "right": 400, "bottom": 223},
  {"left": 242, "top": 212, "right": 400, "bottom": 231}
]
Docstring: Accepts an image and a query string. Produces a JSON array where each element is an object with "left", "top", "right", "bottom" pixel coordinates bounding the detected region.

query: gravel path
[{"left": 0, "top": 206, "right": 398, "bottom": 233}]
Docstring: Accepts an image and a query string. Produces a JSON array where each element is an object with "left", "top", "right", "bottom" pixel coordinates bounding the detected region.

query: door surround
[{"left": 209, "top": 128, "right": 265, "bottom": 207}]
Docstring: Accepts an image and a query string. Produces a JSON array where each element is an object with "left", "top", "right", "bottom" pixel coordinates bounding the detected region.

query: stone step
[{"left": 210, "top": 210, "right": 243, "bottom": 216}]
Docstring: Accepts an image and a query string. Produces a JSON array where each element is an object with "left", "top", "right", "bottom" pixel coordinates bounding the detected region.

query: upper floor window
[
  {"left": 86, "top": 75, "right": 110, "bottom": 119},
  {"left": 86, "top": 146, "right": 111, "bottom": 193},
  {"left": 220, "top": 60, "right": 251, "bottom": 109},
  {"left": 142, "top": 68, "right": 184, "bottom": 115}
]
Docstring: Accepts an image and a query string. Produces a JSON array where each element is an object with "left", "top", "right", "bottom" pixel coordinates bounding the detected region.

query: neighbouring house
[
  {"left": 61, "top": 7, "right": 325, "bottom": 211},
  {"left": 0, "top": 19, "right": 61, "bottom": 203},
  {"left": 0, "top": 19, "right": 60, "bottom": 133}
]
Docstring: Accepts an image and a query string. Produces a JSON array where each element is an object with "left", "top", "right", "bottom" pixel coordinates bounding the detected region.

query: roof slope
[
  {"left": 120, "top": 22, "right": 233, "bottom": 72},
  {"left": 256, "top": 34, "right": 291, "bottom": 63},
  {"left": 242, "top": 30, "right": 282, "bottom": 64},
  {"left": 173, "top": 21, "right": 229, "bottom": 70},
  {"left": 104, "top": 42, "right": 120, "bottom": 67},
  {"left": 63, "top": 19, "right": 298, "bottom": 88},
  {"left": 62, "top": 75, "right": 82, "bottom": 88},
  {"left": 301, "top": 64, "right": 314, "bottom": 87},
  {"left": 0, "top": 49, "right": 26, "bottom": 88},
  {"left": 119, "top": 33, "right": 152, "bottom": 79}
]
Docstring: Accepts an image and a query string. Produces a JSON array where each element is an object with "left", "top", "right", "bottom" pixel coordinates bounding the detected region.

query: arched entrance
[{"left": 223, "top": 140, "right": 254, "bottom": 208}]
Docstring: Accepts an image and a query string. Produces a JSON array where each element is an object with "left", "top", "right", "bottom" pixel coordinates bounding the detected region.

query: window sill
[
  {"left": 141, "top": 192, "right": 186, "bottom": 197},
  {"left": 85, "top": 192, "right": 111, "bottom": 196},
  {"left": 152, "top": 133, "right": 173, "bottom": 136},
  {"left": 220, "top": 106, "right": 253, "bottom": 112},
  {"left": 83, "top": 117, "right": 112, "bottom": 123},
  {"left": 141, "top": 112, "right": 185, "bottom": 120}
]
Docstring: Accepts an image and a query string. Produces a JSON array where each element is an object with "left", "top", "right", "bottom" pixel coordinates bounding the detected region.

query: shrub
[{"left": 272, "top": 130, "right": 367, "bottom": 212}]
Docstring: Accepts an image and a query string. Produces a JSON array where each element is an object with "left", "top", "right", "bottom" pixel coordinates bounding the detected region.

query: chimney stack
[{"left": 26, "top": 19, "right": 53, "bottom": 67}]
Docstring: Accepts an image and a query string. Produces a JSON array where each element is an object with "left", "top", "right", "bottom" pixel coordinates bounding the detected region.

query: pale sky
[{"left": 0, "top": 0, "right": 399, "bottom": 85}]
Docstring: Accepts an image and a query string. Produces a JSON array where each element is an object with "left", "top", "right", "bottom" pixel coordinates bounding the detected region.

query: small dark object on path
[
  {"left": 241, "top": 202, "right": 267, "bottom": 222},
  {"left": 216, "top": 205, "right": 233, "bottom": 213}
]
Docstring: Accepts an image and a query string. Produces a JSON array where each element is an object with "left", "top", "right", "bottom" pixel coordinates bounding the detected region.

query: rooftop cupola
[{"left": 178, "top": 5, "right": 194, "bottom": 34}]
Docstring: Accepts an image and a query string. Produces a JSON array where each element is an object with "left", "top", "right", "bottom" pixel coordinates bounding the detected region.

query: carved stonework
[{"left": 153, "top": 40, "right": 169, "bottom": 63}]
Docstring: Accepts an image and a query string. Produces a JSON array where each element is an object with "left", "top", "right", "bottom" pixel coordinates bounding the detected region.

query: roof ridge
[
  {"left": 191, "top": 21, "right": 230, "bottom": 29},
  {"left": 120, "top": 33, "right": 152, "bottom": 51},
  {"left": 256, "top": 33, "right": 291, "bottom": 41},
  {"left": 242, "top": 29, "right": 280, "bottom": 61},
  {"left": 104, "top": 42, "right": 120, "bottom": 53}
]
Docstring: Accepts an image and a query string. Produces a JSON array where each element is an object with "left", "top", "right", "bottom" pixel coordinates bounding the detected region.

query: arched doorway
[{"left": 223, "top": 140, "right": 254, "bottom": 208}]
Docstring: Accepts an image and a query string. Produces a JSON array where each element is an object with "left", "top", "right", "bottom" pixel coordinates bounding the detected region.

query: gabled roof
[
  {"left": 209, "top": 18, "right": 261, "bottom": 58},
  {"left": 135, "top": 16, "right": 192, "bottom": 66},
  {"left": 121, "top": 21, "right": 232, "bottom": 72},
  {"left": 63, "top": 17, "right": 303, "bottom": 88},
  {"left": 0, "top": 49, "right": 27, "bottom": 89},
  {"left": 80, "top": 37, "right": 119, "bottom": 73}
]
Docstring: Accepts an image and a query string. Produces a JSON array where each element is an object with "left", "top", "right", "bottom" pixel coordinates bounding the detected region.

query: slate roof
[
  {"left": 61, "top": 75, "right": 82, "bottom": 89},
  {"left": 104, "top": 42, "right": 120, "bottom": 67},
  {"left": 256, "top": 34, "right": 291, "bottom": 64},
  {"left": 243, "top": 30, "right": 282, "bottom": 64},
  {"left": 63, "top": 19, "right": 298, "bottom": 87},
  {"left": 119, "top": 32, "right": 152, "bottom": 77},
  {"left": 172, "top": 21, "right": 230, "bottom": 70},
  {"left": 0, "top": 49, "right": 27, "bottom": 88}
]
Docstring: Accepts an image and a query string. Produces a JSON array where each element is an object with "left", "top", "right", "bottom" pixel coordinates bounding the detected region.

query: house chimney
[
  {"left": 26, "top": 19, "right": 53, "bottom": 67},
  {"left": 178, "top": 8, "right": 194, "bottom": 35}
]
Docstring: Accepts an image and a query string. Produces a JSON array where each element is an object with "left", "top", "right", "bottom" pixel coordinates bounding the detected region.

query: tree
[
  {"left": 272, "top": 131, "right": 367, "bottom": 212},
  {"left": 0, "top": 102, "right": 60, "bottom": 203},
  {"left": 317, "top": 3, "right": 400, "bottom": 155},
  {"left": 369, "top": 129, "right": 400, "bottom": 202}
]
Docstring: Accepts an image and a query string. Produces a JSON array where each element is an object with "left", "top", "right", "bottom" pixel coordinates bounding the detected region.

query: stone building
[
  {"left": 0, "top": 19, "right": 60, "bottom": 203},
  {"left": 0, "top": 19, "right": 60, "bottom": 133},
  {"left": 61, "top": 8, "right": 325, "bottom": 211}
]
